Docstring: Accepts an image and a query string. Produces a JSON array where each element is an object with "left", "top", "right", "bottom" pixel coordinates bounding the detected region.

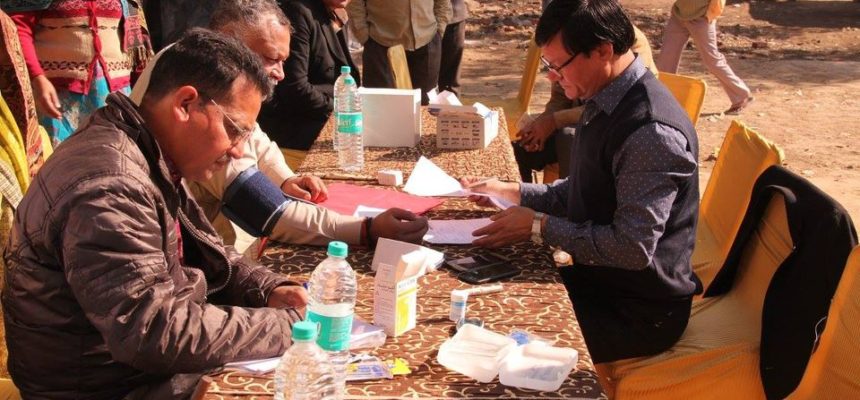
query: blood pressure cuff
[{"left": 221, "top": 167, "right": 291, "bottom": 237}]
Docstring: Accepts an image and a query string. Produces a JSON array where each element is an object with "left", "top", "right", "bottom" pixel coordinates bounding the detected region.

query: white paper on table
[
  {"left": 223, "top": 357, "right": 281, "bottom": 374},
  {"left": 403, "top": 156, "right": 467, "bottom": 197},
  {"left": 354, "top": 205, "right": 386, "bottom": 218},
  {"left": 424, "top": 218, "right": 493, "bottom": 244}
]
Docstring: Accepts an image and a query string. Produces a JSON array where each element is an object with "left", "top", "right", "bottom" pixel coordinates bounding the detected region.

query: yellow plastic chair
[
  {"left": 387, "top": 45, "right": 412, "bottom": 90},
  {"left": 658, "top": 72, "right": 707, "bottom": 126},
  {"left": 600, "top": 193, "right": 794, "bottom": 400},
  {"left": 463, "top": 39, "right": 541, "bottom": 140},
  {"left": 787, "top": 246, "right": 860, "bottom": 399},
  {"left": 694, "top": 120, "right": 784, "bottom": 291}
]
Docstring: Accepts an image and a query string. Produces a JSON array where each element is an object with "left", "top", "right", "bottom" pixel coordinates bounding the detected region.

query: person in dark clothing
[
  {"left": 438, "top": 0, "right": 467, "bottom": 95},
  {"left": 462, "top": 0, "right": 700, "bottom": 363},
  {"left": 257, "top": 0, "right": 361, "bottom": 170}
]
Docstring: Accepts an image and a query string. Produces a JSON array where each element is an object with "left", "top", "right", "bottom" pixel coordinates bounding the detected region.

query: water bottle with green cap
[
  {"left": 306, "top": 241, "right": 356, "bottom": 395},
  {"left": 333, "top": 65, "right": 364, "bottom": 172},
  {"left": 274, "top": 320, "right": 337, "bottom": 399}
]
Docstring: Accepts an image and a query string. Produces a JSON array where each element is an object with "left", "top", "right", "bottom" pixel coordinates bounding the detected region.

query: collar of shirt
[
  {"left": 581, "top": 55, "right": 647, "bottom": 125},
  {"left": 162, "top": 153, "right": 182, "bottom": 186}
]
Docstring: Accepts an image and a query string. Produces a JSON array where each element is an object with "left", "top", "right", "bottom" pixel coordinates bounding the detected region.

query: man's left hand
[
  {"left": 267, "top": 285, "right": 309, "bottom": 316},
  {"left": 472, "top": 206, "right": 534, "bottom": 248},
  {"left": 282, "top": 175, "right": 328, "bottom": 203}
]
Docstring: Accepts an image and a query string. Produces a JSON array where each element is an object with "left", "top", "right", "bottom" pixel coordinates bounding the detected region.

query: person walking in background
[
  {"left": 259, "top": 0, "right": 361, "bottom": 171},
  {"left": 438, "top": 0, "right": 467, "bottom": 95},
  {"left": 656, "top": 0, "right": 753, "bottom": 114},
  {"left": 8, "top": 0, "right": 152, "bottom": 146},
  {"left": 347, "top": 0, "right": 450, "bottom": 105}
]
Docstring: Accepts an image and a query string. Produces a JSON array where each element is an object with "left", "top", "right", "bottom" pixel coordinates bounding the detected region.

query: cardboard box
[
  {"left": 373, "top": 257, "right": 420, "bottom": 337},
  {"left": 359, "top": 88, "right": 421, "bottom": 147},
  {"left": 434, "top": 103, "right": 500, "bottom": 149}
]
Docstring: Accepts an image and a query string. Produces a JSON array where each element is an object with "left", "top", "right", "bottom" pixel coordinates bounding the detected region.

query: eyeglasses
[
  {"left": 209, "top": 98, "right": 253, "bottom": 147},
  {"left": 540, "top": 53, "right": 578, "bottom": 77}
]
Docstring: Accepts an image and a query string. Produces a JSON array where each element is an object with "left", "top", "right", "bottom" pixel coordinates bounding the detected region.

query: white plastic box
[
  {"left": 436, "top": 324, "right": 517, "bottom": 383},
  {"left": 359, "top": 88, "right": 421, "bottom": 147},
  {"left": 498, "top": 342, "right": 579, "bottom": 392}
]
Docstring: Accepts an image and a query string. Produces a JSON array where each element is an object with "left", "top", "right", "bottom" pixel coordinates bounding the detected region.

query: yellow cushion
[
  {"left": 788, "top": 247, "right": 860, "bottom": 399},
  {"left": 0, "top": 379, "right": 20, "bottom": 400},
  {"left": 280, "top": 148, "right": 308, "bottom": 173},
  {"left": 694, "top": 120, "right": 784, "bottom": 291},
  {"left": 658, "top": 72, "right": 706, "bottom": 126},
  {"left": 603, "top": 195, "right": 792, "bottom": 399},
  {"left": 387, "top": 45, "right": 412, "bottom": 90}
]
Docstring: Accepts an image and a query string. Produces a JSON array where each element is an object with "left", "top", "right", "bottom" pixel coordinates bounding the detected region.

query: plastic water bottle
[
  {"left": 333, "top": 66, "right": 363, "bottom": 172},
  {"left": 273, "top": 321, "right": 337, "bottom": 400},
  {"left": 306, "top": 241, "right": 357, "bottom": 396}
]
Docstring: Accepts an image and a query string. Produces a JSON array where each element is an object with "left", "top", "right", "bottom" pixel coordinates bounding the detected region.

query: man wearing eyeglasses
[
  {"left": 132, "top": 0, "right": 429, "bottom": 252},
  {"left": 3, "top": 30, "right": 309, "bottom": 399},
  {"left": 463, "top": 0, "right": 701, "bottom": 363}
]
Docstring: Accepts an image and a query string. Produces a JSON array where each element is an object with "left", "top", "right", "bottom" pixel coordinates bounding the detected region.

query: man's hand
[
  {"left": 516, "top": 112, "right": 556, "bottom": 152},
  {"left": 459, "top": 176, "right": 521, "bottom": 208},
  {"left": 472, "top": 206, "right": 534, "bottom": 248},
  {"left": 282, "top": 175, "right": 328, "bottom": 203},
  {"left": 370, "top": 208, "right": 429, "bottom": 244},
  {"left": 267, "top": 285, "right": 309, "bottom": 316},
  {"left": 32, "top": 75, "right": 62, "bottom": 119}
]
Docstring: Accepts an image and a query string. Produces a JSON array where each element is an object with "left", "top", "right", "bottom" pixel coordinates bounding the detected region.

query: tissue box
[
  {"left": 359, "top": 88, "right": 421, "bottom": 147},
  {"left": 374, "top": 261, "right": 419, "bottom": 337},
  {"left": 435, "top": 103, "right": 499, "bottom": 149}
]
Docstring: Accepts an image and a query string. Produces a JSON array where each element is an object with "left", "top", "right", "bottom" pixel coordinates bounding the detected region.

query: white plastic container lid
[
  {"left": 498, "top": 342, "right": 579, "bottom": 392},
  {"left": 437, "top": 324, "right": 516, "bottom": 383}
]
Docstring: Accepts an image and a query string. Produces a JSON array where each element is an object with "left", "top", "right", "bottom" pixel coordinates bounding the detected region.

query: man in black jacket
[{"left": 258, "top": 0, "right": 361, "bottom": 170}]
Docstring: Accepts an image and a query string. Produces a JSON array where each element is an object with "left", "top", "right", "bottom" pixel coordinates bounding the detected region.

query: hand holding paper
[
  {"left": 459, "top": 176, "right": 521, "bottom": 209},
  {"left": 471, "top": 207, "right": 535, "bottom": 248}
]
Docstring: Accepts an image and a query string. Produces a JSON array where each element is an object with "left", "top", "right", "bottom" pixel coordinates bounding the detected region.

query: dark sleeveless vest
[{"left": 566, "top": 71, "right": 701, "bottom": 299}]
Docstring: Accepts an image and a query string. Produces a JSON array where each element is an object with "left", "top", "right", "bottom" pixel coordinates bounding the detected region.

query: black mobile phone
[
  {"left": 457, "top": 263, "right": 519, "bottom": 284},
  {"left": 445, "top": 253, "right": 509, "bottom": 272}
]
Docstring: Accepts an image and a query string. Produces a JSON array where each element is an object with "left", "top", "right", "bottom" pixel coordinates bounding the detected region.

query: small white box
[
  {"left": 433, "top": 103, "right": 499, "bottom": 149},
  {"left": 377, "top": 169, "right": 403, "bottom": 186},
  {"left": 359, "top": 88, "right": 421, "bottom": 147},
  {"left": 373, "top": 258, "right": 420, "bottom": 337}
]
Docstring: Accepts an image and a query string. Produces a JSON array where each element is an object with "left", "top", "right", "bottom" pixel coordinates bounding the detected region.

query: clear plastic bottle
[
  {"left": 333, "top": 66, "right": 363, "bottom": 172},
  {"left": 273, "top": 320, "right": 338, "bottom": 400},
  {"left": 306, "top": 241, "right": 357, "bottom": 396}
]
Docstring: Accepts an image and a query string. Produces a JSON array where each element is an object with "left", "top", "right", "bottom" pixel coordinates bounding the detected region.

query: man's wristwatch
[{"left": 531, "top": 211, "right": 544, "bottom": 245}]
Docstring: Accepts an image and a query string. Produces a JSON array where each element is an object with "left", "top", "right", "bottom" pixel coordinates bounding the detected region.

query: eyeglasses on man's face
[
  {"left": 208, "top": 98, "right": 253, "bottom": 147},
  {"left": 540, "top": 52, "right": 578, "bottom": 78}
]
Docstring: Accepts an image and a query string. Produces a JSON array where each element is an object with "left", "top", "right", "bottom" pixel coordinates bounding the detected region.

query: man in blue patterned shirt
[{"left": 464, "top": 0, "right": 701, "bottom": 363}]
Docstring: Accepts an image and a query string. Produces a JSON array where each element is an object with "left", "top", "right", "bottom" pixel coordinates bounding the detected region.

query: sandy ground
[{"left": 459, "top": 0, "right": 860, "bottom": 221}]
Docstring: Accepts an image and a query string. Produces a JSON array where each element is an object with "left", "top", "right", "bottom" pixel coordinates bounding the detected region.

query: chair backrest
[
  {"left": 658, "top": 72, "right": 707, "bottom": 126},
  {"left": 387, "top": 45, "right": 412, "bottom": 90},
  {"left": 788, "top": 246, "right": 860, "bottom": 399},
  {"left": 516, "top": 39, "right": 542, "bottom": 113},
  {"left": 699, "top": 120, "right": 784, "bottom": 280}
]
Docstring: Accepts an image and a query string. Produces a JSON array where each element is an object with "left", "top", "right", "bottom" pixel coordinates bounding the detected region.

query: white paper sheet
[
  {"left": 223, "top": 357, "right": 281, "bottom": 374},
  {"left": 424, "top": 218, "right": 493, "bottom": 244},
  {"left": 403, "top": 156, "right": 467, "bottom": 197},
  {"left": 371, "top": 238, "right": 445, "bottom": 273},
  {"left": 353, "top": 205, "right": 386, "bottom": 218}
]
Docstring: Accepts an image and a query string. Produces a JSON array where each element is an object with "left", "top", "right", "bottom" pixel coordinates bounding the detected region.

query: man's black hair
[
  {"left": 535, "top": 0, "right": 635, "bottom": 57},
  {"left": 143, "top": 28, "right": 272, "bottom": 104}
]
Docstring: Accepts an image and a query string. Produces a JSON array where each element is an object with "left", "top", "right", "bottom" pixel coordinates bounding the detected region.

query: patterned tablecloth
[{"left": 202, "top": 109, "right": 606, "bottom": 399}]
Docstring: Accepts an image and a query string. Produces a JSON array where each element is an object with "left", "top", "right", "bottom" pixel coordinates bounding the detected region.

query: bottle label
[
  {"left": 306, "top": 310, "right": 353, "bottom": 351},
  {"left": 337, "top": 112, "right": 362, "bottom": 135}
]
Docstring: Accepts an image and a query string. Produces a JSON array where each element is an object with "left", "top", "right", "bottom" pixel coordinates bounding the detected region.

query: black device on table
[
  {"left": 457, "top": 262, "right": 520, "bottom": 284},
  {"left": 445, "top": 253, "right": 509, "bottom": 272}
]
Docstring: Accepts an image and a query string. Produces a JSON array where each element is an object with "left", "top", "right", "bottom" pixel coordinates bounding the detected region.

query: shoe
[{"left": 725, "top": 96, "right": 754, "bottom": 115}]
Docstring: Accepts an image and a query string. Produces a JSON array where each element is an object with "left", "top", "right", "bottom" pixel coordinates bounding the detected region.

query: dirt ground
[{"left": 459, "top": 0, "right": 860, "bottom": 221}]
